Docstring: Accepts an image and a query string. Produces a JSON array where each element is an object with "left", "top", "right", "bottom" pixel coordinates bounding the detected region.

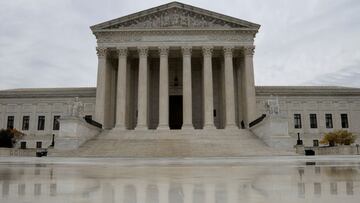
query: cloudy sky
[{"left": 0, "top": 0, "right": 359, "bottom": 90}]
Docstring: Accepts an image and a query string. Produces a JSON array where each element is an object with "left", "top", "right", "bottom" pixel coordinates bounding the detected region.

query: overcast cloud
[{"left": 0, "top": 0, "right": 359, "bottom": 90}]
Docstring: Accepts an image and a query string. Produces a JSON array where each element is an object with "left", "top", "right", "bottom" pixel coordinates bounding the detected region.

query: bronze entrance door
[{"left": 169, "top": 95, "right": 183, "bottom": 129}]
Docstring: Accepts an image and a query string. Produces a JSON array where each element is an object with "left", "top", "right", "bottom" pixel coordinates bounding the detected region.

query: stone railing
[{"left": 249, "top": 114, "right": 266, "bottom": 128}]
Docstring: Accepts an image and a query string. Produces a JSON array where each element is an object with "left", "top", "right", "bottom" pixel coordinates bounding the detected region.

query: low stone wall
[
  {"left": 0, "top": 148, "right": 37, "bottom": 157},
  {"left": 295, "top": 145, "right": 360, "bottom": 155}
]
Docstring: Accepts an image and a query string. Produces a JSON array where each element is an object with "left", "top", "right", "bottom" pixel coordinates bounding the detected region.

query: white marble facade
[
  {"left": 0, "top": 2, "right": 360, "bottom": 148},
  {"left": 91, "top": 2, "right": 258, "bottom": 130}
]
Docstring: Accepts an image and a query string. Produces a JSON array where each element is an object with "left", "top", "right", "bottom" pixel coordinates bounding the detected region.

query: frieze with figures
[{"left": 104, "top": 8, "right": 246, "bottom": 29}]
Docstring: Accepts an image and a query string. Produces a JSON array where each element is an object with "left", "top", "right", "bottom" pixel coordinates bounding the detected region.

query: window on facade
[
  {"left": 341, "top": 114, "right": 349, "bottom": 128},
  {"left": 20, "top": 142, "right": 26, "bottom": 149},
  {"left": 7, "top": 116, "right": 14, "bottom": 129},
  {"left": 34, "top": 183, "right": 41, "bottom": 196},
  {"left": 309, "top": 114, "right": 317, "bottom": 128},
  {"left": 22, "top": 116, "right": 30, "bottom": 131},
  {"left": 37, "top": 116, "right": 45, "bottom": 131},
  {"left": 36, "top": 141, "right": 42, "bottom": 149},
  {"left": 53, "top": 115, "right": 60, "bottom": 130},
  {"left": 325, "top": 114, "right": 333, "bottom": 128},
  {"left": 294, "top": 114, "right": 302, "bottom": 129}
]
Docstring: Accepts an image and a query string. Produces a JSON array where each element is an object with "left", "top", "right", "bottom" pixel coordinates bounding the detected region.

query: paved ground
[{"left": 1, "top": 156, "right": 360, "bottom": 203}]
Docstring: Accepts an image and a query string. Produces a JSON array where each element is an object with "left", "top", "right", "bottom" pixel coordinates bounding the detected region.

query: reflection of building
[
  {"left": 0, "top": 2, "right": 360, "bottom": 151},
  {"left": 0, "top": 162, "right": 360, "bottom": 203}
]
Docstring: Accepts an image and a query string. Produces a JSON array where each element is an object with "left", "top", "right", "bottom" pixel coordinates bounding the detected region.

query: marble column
[
  {"left": 158, "top": 46, "right": 170, "bottom": 130},
  {"left": 182, "top": 46, "right": 194, "bottom": 129},
  {"left": 94, "top": 47, "right": 108, "bottom": 126},
  {"left": 182, "top": 183, "right": 194, "bottom": 203},
  {"left": 202, "top": 46, "right": 215, "bottom": 129},
  {"left": 114, "top": 183, "right": 125, "bottom": 203},
  {"left": 243, "top": 46, "right": 257, "bottom": 127},
  {"left": 135, "top": 183, "right": 146, "bottom": 203},
  {"left": 227, "top": 182, "right": 239, "bottom": 203},
  {"left": 136, "top": 47, "right": 149, "bottom": 130},
  {"left": 158, "top": 183, "right": 169, "bottom": 203},
  {"left": 204, "top": 184, "right": 216, "bottom": 203},
  {"left": 223, "top": 46, "right": 237, "bottom": 129},
  {"left": 115, "top": 47, "right": 128, "bottom": 130}
]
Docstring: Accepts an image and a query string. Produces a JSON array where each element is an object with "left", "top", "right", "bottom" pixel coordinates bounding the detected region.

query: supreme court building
[
  {"left": 92, "top": 2, "right": 258, "bottom": 131},
  {"left": 1, "top": 2, "right": 360, "bottom": 154}
]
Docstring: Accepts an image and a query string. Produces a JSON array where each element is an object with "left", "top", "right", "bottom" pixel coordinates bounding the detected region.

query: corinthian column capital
[
  {"left": 181, "top": 46, "right": 192, "bottom": 56},
  {"left": 116, "top": 47, "right": 128, "bottom": 58},
  {"left": 202, "top": 46, "right": 213, "bottom": 57},
  {"left": 138, "top": 47, "right": 149, "bottom": 57},
  {"left": 96, "top": 47, "right": 107, "bottom": 58},
  {"left": 158, "top": 46, "right": 169, "bottom": 57},
  {"left": 243, "top": 46, "right": 255, "bottom": 56},
  {"left": 223, "top": 46, "right": 234, "bottom": 58}
]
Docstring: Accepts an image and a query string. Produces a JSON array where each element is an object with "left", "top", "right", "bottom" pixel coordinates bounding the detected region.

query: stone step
[{"left": 49, "top": 129, "right": 294, "bottom": 157}]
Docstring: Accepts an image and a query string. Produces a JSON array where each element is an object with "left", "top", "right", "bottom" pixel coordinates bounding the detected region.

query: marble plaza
[
  {"left": 1, "top": 156, "right": 360, "bottom": 203},
  {"left": 0, "top": 2, "right": 360, "bottom": 156}
]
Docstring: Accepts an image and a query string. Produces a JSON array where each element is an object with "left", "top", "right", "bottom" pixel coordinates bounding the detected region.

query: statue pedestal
[
  {"left": 250, "top": 115, "right": 293, "bottom": 150},
  {"left": 55, "top": 116, "right": 101, "bottom": 150}
]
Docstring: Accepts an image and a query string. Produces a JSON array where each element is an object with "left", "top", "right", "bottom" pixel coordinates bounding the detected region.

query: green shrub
[{"left": 320, "top": 130, "right": 356, "bottom": 146}]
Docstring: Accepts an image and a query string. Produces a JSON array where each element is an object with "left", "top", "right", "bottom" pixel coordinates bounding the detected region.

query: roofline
[
  {"left": 90, "top": 1, "right": 260, "bottom": 31},
  {"left": 256, "top": 86, "right": 360, "bottom": 97},
  {"left": 0, "top": 87, "right": 96, "bottom": 99},
  {"left": 1, "top": 86, "right": 360, "bottom": 99}
]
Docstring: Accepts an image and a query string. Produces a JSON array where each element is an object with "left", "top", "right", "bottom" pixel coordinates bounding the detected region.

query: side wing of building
[
  {"left": 1, "top": 86, "right": 359, "bottom": 146},
  {"left": 256, "top": 86, "right": 360, "bottom": 145},
  {"left": 0, "top": 88, "right": 96, "bottom": 140}
]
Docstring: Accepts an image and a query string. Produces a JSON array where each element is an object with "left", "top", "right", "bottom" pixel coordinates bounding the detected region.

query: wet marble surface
[{"left": 0, "top": 157, "right": 360, "bottom": 203}]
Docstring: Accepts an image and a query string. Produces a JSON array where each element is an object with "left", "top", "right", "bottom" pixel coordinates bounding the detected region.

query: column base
[
  {"left": 181, "top": 123, "right": 194, "bottom": 130},
  {"left": 135, "top": 125, "right": 148, "bottom": 131},
  {"left": 224, "top": 124, "right": 238, "bottom": 130},
  {"left": 114, "top": 125, "right": 127, "bottom": 131},
  {"left": 203, "top": 124, "right": 216, "bottom": 130},
  {"left": 157, "top": 124, "right": 170, "bottom": 130}
]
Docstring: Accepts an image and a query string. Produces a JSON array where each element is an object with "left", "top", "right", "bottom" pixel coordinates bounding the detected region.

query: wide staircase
[{"left": 50, "top": 129, "right": 294, "bottom": 157}]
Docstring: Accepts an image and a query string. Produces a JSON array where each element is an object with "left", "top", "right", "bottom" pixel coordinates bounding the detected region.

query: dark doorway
[{"left": 169, "top": 95, "right": 183, "bottom": 129}]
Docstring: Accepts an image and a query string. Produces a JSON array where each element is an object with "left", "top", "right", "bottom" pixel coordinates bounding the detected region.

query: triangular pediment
[{"left": 91, "top": 2, "right": 260, "bottom": 31}]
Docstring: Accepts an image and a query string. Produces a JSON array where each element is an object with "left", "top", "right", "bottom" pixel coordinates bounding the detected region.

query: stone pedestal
[
  {"left": 250, "top": 115, "right": 293, "bottom": 150},
  {"left": 55, "top": 116, "right": 101, "bottom": 150}
]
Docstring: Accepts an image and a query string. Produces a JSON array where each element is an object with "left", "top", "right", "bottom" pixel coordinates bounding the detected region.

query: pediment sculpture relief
[{"left": 105, "top": 8, "right": 245, "bottom": 29}]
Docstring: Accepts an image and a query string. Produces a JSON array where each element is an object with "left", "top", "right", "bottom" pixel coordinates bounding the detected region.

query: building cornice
[
  {"left": 256, "top": 86, "right": 360, "bottom": 97},
  {"left": 0, "top": 87, "right": 96, "bottom": 99},
  {"left": 1, "top": 86, "right": 360, "bottom": 99}
]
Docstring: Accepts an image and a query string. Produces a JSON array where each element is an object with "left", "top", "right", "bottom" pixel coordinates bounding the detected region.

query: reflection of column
[
  {"left": 136, "top": 47, "right": 149, "bottom": 130},
  {"left": 182, "top": 46, "right": 194, "bottom": 129},
  {"left": 202, "top": 46, "right": 215, "bottom": 129},
  {"left": 115, "top": 47, "right": 128, "bottom": 129},
  {"left": 223, "top": 46, "right": 237, "bottom": 129},
  {"left": 136, "top": 183, "right": 146, "bottom": 203},
  {"left": 158, "top": 183, "right": 169, "bottom": 203},
  {"left": 95, "top": 47, "right": 108, "bottom": 126},
  {"left": 182, "top": 183, "right": 194, "bottom": 203},
  {"left": 158, "top": 47, "right": 170, "bottom": 130},
  {"left": 204, "top": 184, "right": 215, "bottom": 203},
  {"left": 243, "top": 46, "right": 257, "bottom": 127}
]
